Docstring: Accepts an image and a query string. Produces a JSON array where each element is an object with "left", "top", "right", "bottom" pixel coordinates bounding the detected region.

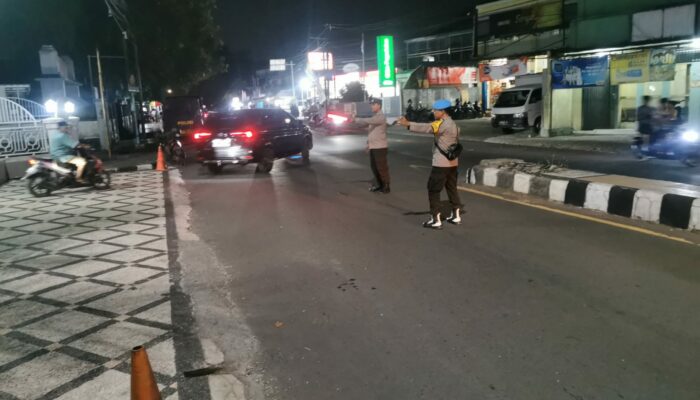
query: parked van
[{"left": 491, "top": 74, "right": 543, "bottom": 134}]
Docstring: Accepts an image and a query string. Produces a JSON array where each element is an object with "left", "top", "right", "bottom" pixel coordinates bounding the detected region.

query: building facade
[{"left": 476, "top": 0, "right": 700, "bottom": 134}]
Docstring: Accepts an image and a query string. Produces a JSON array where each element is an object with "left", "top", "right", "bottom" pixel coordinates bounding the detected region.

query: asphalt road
[{"left": 175, "top": 131, "right": 700, "bottom": 400}]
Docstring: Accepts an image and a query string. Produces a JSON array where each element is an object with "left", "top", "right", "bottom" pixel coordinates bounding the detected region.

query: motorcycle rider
[{"left": 49, "top": 121, "right": 87, "bottom": 183}]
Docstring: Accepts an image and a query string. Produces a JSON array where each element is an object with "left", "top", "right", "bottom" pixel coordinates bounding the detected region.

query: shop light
[{"left": 691, "top": 38, "right": 700, "bottom": 49}]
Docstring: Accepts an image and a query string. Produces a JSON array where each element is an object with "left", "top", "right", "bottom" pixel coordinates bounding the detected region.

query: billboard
[
  {"left": 610, "top": 51, "right": 649, "bottom": 85},
  {"left": 649, "top": 49, "right": 676, "bottom": 82},
  {"left": 377, "top": 35, "right": 396, "bottom": 87},
  {"left": 426, "top": 67, "right": 478, "bottom": 86},
  {"left": 551, "top": 57, "right": 609, "bottom": 89},
  {"left": 307, "top": 52, "right": 334, "bottom": 71},
  {"left": 478, "top": 58, "right": 528, "bottom": 82},
  {"left": 269, "top": 59, "right": 286, "bottom": 72},
  {"left": 477, "top": 0, "right": 562, "bottom": 39}
]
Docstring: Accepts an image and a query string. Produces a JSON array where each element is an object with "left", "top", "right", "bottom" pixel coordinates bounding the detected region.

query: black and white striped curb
[
  {"left": 106, "top": 163, "right": 157, "bottom": 173},
  {"left": 466, "top": 164, "right": 700, "bottom": 231}
]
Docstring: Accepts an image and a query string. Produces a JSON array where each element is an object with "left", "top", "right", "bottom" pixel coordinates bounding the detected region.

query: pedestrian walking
[
  {"left": 398, "top": 99, "right": 463, "bottom": 229},
  {"left": 353, "top": 98, "right": 391, "bottom": 193}
]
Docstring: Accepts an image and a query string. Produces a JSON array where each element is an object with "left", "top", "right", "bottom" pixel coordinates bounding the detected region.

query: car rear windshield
[
  {"left": 494, "top": 90, "right": 531, "bottom": 108},
  {"left": 206, "top": 111, "right": 262, "bottom": 131},
  {"left": 163, "top": 97, "right": 200, "bottom": 117}
]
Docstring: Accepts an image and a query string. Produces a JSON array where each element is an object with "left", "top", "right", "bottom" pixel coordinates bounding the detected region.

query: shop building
[{"left": 475, "top": 0, "right": 700, "bottom": 135}]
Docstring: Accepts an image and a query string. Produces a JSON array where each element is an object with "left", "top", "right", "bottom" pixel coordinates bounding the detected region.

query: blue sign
[{"left": 551, "top": 57, "right": 609, "bottom": 89}]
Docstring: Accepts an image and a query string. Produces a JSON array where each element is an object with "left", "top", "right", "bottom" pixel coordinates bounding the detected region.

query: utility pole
[
  {"left": 289, "top": 61, "right": 297, "bottom": 102},
  {"left": 96, "top": 48, "right": 112, "bottom": 158},
  {"left": 362, "top": 32, "right": 367, "bottom": 101}
]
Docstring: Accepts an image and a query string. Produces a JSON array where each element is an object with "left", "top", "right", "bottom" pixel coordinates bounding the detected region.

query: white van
[{"left": 491, "top": 84, "right": 543, "bottom": 134}]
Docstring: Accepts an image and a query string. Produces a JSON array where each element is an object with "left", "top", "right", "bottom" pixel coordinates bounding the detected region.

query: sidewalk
[{"left": 0, "top": 171, "right": 179, "bottom": 399}]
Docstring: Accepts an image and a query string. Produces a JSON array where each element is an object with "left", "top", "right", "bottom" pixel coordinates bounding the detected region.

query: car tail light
[
  {"left": 230, "top": 130, "right": 254, "bottom": 139},
  {"left": 194, "top": 131, "right": 212, "bottom": 141}
]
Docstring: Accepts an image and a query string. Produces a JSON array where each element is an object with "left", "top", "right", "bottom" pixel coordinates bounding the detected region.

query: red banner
[{"left": 426, "top": 67, "right": 478, "bottom": 86}]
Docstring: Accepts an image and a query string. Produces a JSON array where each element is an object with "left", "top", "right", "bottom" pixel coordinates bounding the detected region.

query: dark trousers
[
  {"left": 428, "top": 167, "right": 462, "bottom": 217},
  {"left": 369, "top": 148, "right": 390, "bottom": 187}
]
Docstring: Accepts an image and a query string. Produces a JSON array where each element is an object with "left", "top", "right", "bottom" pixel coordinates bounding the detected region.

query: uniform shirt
[
  {"left": 409, "top": 116, "right": 459, "bottom": 167},
  {"left": 49, "top": 130, "right": 79, "bottom": 162},
  {"left": 356, "top": 111, "right": 388, "bottom": 149}
]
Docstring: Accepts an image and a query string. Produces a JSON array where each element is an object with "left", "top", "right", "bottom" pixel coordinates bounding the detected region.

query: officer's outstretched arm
[{"left": 408, "top": 122, "right": 433, "bottom": 134}]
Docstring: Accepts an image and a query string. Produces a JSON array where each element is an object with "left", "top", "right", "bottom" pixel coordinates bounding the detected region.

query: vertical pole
[
  {"left": 290, "top": 62, "right": 296, "bottom": 102},
  {"left": 362, "top": 32, "right": 367, "bottom": 101},
  {"left": 96, "top": 48, "right": 112, "bottom": 158},
  {"left": 133, "top": 42, "right": 145, "bottom": 145},
  {"left": 87, "top": 55, "right": 94, "bottom": 95}
]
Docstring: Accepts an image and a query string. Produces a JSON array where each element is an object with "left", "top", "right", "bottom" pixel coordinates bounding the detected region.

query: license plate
[
  {"left": 177, "top": 120, "right": 194, "bottom": 126},
  {"left": 499, "top": 121, "right": 509, "bottom": 126},
  {"left": 212, "top": 138, "right": 231, "bottom": 147}
]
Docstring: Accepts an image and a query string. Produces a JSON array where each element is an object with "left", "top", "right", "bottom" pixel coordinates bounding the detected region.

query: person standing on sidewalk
[
  {"left": 353, "top": 98, "right": 391, "bottom": 193},
  {"left": 398, "top": 99, "right": 462, "bottom": 229},
  {"left": 637, "top": 95, "right": 655, "bottom": 148}
]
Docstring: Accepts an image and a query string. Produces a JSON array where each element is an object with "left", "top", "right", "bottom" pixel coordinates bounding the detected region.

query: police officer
[
  {"left": 353, "top": 98, "right": 390, "bottom": 193},
  {"left": 398, "top": 99, "right": 462, "bottom": 229}
]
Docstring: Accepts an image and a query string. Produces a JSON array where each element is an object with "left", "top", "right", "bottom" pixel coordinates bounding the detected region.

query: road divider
[{"left": 466, "top": 159, "right": 700, "bottom": 231}]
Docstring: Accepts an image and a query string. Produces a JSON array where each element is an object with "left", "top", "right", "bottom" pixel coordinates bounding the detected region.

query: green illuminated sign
[{"left": 377, "top": 35, "right": 395, "bottom": 87}]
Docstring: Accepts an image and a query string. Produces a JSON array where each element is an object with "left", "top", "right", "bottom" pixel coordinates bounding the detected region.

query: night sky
[{"left": 216, "top": 0, "right": 475, "bottom": 68}]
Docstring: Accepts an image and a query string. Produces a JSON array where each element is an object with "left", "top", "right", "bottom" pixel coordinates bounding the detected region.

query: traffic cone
[
  {"left": 131, "top": 346, "right": 161, "bottom": 400},
  {"left": 155, "top": 145, "right": 167, "bottom": 172}
]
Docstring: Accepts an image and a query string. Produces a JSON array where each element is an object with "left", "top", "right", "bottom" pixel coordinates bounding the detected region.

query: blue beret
[{"left": 433, "top": 99, "right": 451, "bottom": 110}]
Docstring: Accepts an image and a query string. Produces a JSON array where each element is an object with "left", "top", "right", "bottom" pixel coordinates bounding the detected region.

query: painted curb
[{"left": 466, "top": 164, "right": 699, "bottom": 231}]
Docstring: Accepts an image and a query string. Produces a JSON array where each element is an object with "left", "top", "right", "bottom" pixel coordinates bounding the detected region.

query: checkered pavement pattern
[{"left": 0, "top": 172, "right": 179, "bottom": 400}]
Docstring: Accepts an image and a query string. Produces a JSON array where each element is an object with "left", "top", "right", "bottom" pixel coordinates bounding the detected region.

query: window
[
  {"left": 262, "top": 110, "right": 292, "bottom": 129},
  {"left": 494, "top": 90, "right": 531, "bottom": 107},
  {"left": 530, "top": 89, "right": 542, "bottom": 103}
]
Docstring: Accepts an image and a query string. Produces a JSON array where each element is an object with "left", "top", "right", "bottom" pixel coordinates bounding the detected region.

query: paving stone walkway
[{"left": 0, "top": 171, "right": 179, "bottom": 400}]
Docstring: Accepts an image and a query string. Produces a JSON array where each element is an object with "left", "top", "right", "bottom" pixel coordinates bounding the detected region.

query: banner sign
[
  {"left": 269, "top": 59, "right": 286, "bottom": 72},
  {"left": 649, "top": 49, "right": 676, "bottom": 81},
  {"left": 426, "top": 67, "right": 478, "bottom": 86},
  {"left": 377, "top": 35, "right": 396, "bottom": 87},
  {"left": 610, "top": 51, "right": 650, "bottom": 85},
  {"left": 478, "top": 58, "right": 528, "bottom": 82},
  {"left": 551, "top": 57, "right": 609, "bottom": 89},
  {"left": 307, "top": 52, "right": 334, "bottom": 71}
]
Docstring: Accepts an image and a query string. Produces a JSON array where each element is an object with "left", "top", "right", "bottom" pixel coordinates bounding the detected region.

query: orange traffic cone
[
  {"left": 131, "top": 346, "right": 161, "bottom": 400},
  {"left": 155, "top": 145, "right": 167, "bottom": 172}
]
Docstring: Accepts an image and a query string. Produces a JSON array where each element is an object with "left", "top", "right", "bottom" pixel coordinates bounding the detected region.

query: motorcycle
[
  {"left": 23, "top": 147, "right": 111, "bottom": 197},
  {"left": 631, "top": 126, "right": 700, "bottom": 167}
]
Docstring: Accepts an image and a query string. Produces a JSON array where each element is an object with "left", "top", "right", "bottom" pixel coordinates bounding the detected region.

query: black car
[{"left": 195, "top": 108, "right": 313, "bottom": 174}]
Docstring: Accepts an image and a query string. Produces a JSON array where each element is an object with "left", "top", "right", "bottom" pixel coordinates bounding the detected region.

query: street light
[
  {"left": 64, "top": 101, "right": 75, "bottom": 115},
  {"left": 299, "top": 77, "right": 312, "bottom": 90},
  {"left": 167, "top": 89, "right": 173, "bottom": 94},
  {"left": 45, "top": 99, "right": 58, "bottom": 116}
]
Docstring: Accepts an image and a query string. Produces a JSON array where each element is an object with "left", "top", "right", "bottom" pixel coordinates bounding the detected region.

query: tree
[
  {"left": 0, "top": 0, "right": 226, "bottom": 99},
  {"left": 340, "top": 82, "right": 367, "bottom": 103}
]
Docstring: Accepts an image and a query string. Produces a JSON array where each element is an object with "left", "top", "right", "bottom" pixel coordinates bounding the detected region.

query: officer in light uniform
[
  {"left": 398, "top": 99, "right": 462, "bottom": 229},
  {"left": 353, "top": 98, "right": 391, "bottom": 193}
]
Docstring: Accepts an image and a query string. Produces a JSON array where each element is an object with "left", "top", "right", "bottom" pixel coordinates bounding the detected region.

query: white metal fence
[
  {"left": 6, "top": 97, "right": 50, "bottom": 119},
  {"left": 0, "top": 97, "right": 48, "bottom": 156}
]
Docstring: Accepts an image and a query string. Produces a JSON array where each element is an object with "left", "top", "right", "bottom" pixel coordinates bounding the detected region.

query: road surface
[{"left": 173, "top": 131, "right": 700, "bottom": 399}]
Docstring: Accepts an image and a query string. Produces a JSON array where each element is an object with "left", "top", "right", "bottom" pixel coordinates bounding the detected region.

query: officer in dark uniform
[{"left": 398, "top": 99, "right": 462, "bottom": 229}]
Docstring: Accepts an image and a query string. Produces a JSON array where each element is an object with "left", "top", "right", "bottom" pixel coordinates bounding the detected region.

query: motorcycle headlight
[{"left": 681, "top": 130, "right": 699, "bottom": 142}]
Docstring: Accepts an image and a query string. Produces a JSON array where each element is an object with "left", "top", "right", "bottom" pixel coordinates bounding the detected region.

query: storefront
[{"left": 550, "top": 46, "right": 700, "bottom": 133}]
